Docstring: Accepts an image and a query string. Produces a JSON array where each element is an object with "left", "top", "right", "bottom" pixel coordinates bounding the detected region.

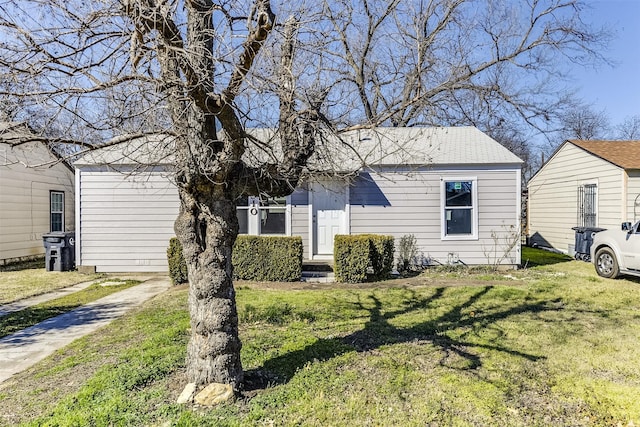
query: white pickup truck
[{"left": 591, "top": 221, "right": 640, "bottom": 279}]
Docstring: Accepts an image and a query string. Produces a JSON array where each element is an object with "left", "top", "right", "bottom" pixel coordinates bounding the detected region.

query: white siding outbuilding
[
  {"left": 77, "top": 171, "right": 178, "bottom": 272},
  {"left": 527, "top": 140, "right": 640, "bottom": 254}
]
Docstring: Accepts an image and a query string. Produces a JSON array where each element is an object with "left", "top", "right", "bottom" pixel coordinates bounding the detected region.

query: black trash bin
[
  {"left": 571, "top": 226, "right": 605, "bottom": 261},
  {"left": 42, "top": 232, "right": 76, "bottom": 271}
]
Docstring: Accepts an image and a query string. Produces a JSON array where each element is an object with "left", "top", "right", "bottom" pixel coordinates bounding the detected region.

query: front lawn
[{"left": 0, "top": 251, "right": 638, "bottom": 426}]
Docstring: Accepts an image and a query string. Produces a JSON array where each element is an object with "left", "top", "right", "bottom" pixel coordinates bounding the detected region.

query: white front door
[{"left": 312, "top": 181, "right": 347, "bottom": 256}]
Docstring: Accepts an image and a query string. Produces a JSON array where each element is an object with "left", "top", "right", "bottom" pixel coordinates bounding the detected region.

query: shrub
[
  {"left": 334, "top": 234, "right": 395, "bottom": 283},
  {"left": 232, "top": 235, "right": 303, "bottom": 282},
  {"left": 167, "top": 238, "right": 188, "bottom": 285},
  {"left": 167, "top": 236, "right": 303, "bottom": 283},
  {"left": 397, "top": 234, "right": 418, "bottom": 273},
  {"left": 334, "top": 235, "right": 371, "bottom": 283}
]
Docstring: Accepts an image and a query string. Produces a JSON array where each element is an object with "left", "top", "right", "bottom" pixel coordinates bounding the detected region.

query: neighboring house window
[
  {"left": 441, "top": 178, "right": 478, "bottom": 240},
  {"left": 236, "top": 196, "right": 287, "bottom": 235},
  {"left": 577, "top": 183, "right": 597, "bottom": 227},
  {"left": 50, "top": 191, "right": 64, "bottom": 232}
]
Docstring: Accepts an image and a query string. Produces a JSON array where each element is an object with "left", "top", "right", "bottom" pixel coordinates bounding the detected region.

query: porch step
[
  {"left": 301, "top": 260, "right": 334, "bottom": 272},
  {"left": 301, "top": 270, "right": 335, "bottom": 283},
  {"left": 301, "top": 260, "right": 335, "bottom": 282}
]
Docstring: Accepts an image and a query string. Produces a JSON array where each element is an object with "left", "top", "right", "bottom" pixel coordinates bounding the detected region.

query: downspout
[
  {"left": 622, "top": 169, "right": 628, "bottom": 222},
  {"left": 75, "top": 168, "right": 81, "bottom": 267}
]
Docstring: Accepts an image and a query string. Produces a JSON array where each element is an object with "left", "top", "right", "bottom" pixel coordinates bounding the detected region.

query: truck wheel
[{"left": 595, "top": 247, "right": 620, "bottom": 279}]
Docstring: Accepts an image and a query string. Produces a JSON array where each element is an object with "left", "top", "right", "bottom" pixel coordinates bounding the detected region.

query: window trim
[
  {"left": 50, "top": 190, "right": 65, "bottom": 232},
  {"left": 440, "top": 177, "right": 478, "bottom": 241}
]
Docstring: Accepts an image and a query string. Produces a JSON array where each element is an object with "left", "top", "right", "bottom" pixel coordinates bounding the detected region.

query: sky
[{"left": 570, "top": 0, "right": 640, "bottom": 126}]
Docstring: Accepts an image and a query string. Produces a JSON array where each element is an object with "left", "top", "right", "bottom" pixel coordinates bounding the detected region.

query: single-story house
[
  {"left": 0, "top": 121, "right": 75, "bottom": 265},
  {"left": 527, "top": 139, "right": 640, "bottom": 254},
  {"left": 74, "top": 127, "right": 523, "bottom": 272}
]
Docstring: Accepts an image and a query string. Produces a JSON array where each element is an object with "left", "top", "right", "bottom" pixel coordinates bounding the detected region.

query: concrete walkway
[{"left": 0, "top": 276, "right": 171, "bottom": 384}]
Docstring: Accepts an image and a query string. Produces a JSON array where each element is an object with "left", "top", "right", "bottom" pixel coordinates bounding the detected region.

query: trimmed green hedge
[
  {"left": 167, "top": 238, "right": 188, "bottom": 285},
  {"left": 233, "top": 235, "right": 303, "bottom": 282},
  {"left": 334, "top": 234, "right": 395, "bottom": 283},
  {"left": 167, "top": 236, "right": 303, "bottom": 284}
]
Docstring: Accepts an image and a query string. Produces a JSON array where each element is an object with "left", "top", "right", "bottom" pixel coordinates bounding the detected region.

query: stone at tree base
[
  {"left": 194, "top": 383, "right": 234, "bottom": 406},
  {"left": 177, "top": 383, "right": 197, "bottom": 404}
]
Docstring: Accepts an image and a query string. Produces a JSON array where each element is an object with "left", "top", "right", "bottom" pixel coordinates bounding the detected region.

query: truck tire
[{"left": 594, "top": 247, "right": 620, "bottom": 279}]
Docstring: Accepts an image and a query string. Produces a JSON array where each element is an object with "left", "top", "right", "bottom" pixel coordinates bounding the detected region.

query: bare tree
[
  {"left": 317, "top": 0, "right": 610, "bottom": 131},
  {"left": 559, "top": 104, "right": 611, "bottom": 140},
  {"left": 0, "top": 0, "right": 609, "bottom": 392},
  {"left": 615, "top": 115, "right": 640, "bottom": 140}
]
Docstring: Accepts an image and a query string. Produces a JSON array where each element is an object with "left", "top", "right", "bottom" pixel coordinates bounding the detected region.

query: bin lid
[
  {"left": 43, "top": 232, "right": 69, "bottom": 238},
  {"left": 571, "top": 227, "right": 606, "bottom": 232}
]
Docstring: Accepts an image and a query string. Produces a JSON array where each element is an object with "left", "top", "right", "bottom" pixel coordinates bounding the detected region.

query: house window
[
  {"left": 50, "top": 191, "right": 64, "bottom": 232},
  {"left": 577, "top": 183, "right": 597, "bottom": 227},
  {"left": 441, "top": 178, "right": 478, "bottom": 240},
  {"left": 259, "top": 196, "right": 286, "bottom": 234},
  {"left": 236, "top": 196, "right": 288, "bottom": 235},
  {"left": 236, "top": 196, "right": 250, "bottom": 234}
]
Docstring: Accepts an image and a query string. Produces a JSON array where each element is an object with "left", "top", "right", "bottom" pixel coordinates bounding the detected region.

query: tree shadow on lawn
[
  {"left": 245, "top": 286, "right": 564, "bottom": 390},
  {"left": 0, "top": 302, "right": 136, "bottom": 346}
]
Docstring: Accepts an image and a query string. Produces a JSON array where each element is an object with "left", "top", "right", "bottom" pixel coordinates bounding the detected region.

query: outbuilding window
[
  {"left": 441, "top": 177, "right": 478, "bottom": 240},
  {"left": 50, "top": 191, "right": 64, "bottom": 232},
  {"left": 577, "top": 183, "right": 597, "bottom": 227}
]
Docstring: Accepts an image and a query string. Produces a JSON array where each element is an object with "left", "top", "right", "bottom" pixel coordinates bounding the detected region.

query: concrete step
[
  {"left": 301, "top": 270, "right": 335, "bottom": 283},
  {"left": 302, "top": 261, "right": 334, "bottom": 272}
]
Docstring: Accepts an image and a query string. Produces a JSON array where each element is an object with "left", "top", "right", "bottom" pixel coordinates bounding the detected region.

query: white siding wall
[
  {"left": 79, "top": 166, "right": 520, "bottom": 271},
  {"left": 0, "top": 142, "right": 75, "bottom": 264},
  {"left": 528, "top": 143, "right": 624, "bottom": 253},
  {"left": 78, "top": 171, "right": 178, "bottom": 272},
  {"left": 347, "top": 168, "right": 521, "bottom": 265},
  {"left": 290, "top": 186, "right": 310, "bottom": 259},
  {"left": 626, "top": 171, "right": 640, "bottom": 222}
]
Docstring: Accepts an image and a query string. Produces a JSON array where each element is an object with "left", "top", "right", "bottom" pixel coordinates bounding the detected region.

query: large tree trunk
[{"left": 174, "top": 186, "right": 243, "bottom": 389}]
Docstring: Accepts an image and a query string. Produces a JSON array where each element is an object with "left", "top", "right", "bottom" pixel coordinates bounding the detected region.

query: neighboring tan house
[
  {"left": 527, "top": 140, "right": 640, "bottom": 254},
  {"left": 74, "top": 127, "right": 523, "bottom": 273},
  {"left": 0, "top": 122, "right": 75, "bottom": 265}
]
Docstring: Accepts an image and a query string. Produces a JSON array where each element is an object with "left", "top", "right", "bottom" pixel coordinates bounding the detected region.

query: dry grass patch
[{"left": 0, "top": 267, "right": 103, "bottom": 305}]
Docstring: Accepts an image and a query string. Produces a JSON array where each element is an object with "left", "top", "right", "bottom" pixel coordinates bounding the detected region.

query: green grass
[
  {"left": 0, "top": 280, "right": 140, "bottom": 338},
  {"left": 0, "top": 267, "right": 104, "bottom": 305},
  {"left": 0, "top": 253, "right": 639, "bottom": 426},
  {"left": 521, "top": 245, "right": 573, "bottom": 267}
]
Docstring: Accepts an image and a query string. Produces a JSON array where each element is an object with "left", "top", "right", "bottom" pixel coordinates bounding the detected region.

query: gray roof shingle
[{"left": 74, "top": 126, "right": 523, "bottom": 170}]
